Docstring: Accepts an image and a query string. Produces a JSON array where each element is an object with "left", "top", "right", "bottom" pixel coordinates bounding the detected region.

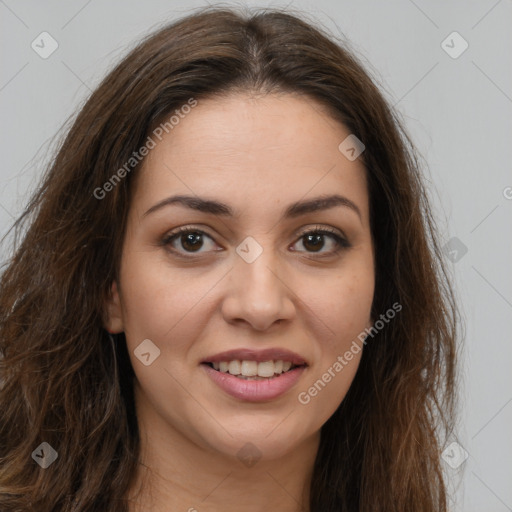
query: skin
[{"left": 104, "top": 92, "right": 375, "bottom": 511}]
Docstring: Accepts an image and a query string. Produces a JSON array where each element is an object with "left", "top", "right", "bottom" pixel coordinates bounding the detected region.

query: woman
[{"left": 0, "top": 6, "right": 459, "bottom": 511}]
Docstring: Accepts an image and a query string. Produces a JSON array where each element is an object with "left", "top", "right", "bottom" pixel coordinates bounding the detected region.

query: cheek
[
  {"left": 299, "top": 264, "right": 373, "bottom": 386},
  {"left": 305, "top": 267, "right": 374, "bottom": 345},
  {"left": 294, "top": 272, "right": 372, "bottom": 422},
  {"left": 119, "top": 252, "right": 214, "bottom": 352},
  {"left": 120, "top": 245, "right": 374, "bottom": 354}
]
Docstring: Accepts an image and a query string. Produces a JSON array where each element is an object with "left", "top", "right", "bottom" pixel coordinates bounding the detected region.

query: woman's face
[{"left": 105, "top": 92, "right": 375, "bottom": 462}]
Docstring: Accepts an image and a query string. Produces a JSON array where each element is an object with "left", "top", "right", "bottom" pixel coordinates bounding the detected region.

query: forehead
[{"left": 134, "top": 93, "right": 369, "bottom": 222}]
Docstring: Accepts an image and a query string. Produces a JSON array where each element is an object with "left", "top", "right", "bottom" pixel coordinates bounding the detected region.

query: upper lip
[{"left": 201, "top": 348, "right": 308, "bottom": 366}]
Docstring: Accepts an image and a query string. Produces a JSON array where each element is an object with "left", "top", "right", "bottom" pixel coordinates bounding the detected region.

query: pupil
[
  {"left": 304, "top": 234, "right": 323, "bottom": 252},
  {"left": 182, "top": 232, "right": 202, "bottom": 251}
]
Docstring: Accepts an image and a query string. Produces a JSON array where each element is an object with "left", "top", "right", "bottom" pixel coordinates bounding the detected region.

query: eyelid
[
  {"left": 295, "top": 224, "right": 346, "bottom": 240},
  {"left": 163, "top": 223, "right": 346, "bottom": 240}
]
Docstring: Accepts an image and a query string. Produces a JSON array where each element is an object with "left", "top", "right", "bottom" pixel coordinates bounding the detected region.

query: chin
[{"left": 192, "top": 416, "right": 315, "bottom": 463}]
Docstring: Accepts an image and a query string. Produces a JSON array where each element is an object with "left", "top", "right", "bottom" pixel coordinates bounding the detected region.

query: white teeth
[
  {"left": 241, "top": 360, "right": 258, "bottom": 376},
  {"left": 211, "top": 359, "right": 298, "bottom": 377},
  {"left": 228, "top": 360, "right": 241, "bottom": 375},
  {"left": 257, "top": 361, "right": 275, "bottom": 378}
]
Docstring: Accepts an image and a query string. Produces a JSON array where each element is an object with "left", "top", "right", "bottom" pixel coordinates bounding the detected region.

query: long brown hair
[{"left": 0, "top": 6, "right": 459, "bottom": 511}]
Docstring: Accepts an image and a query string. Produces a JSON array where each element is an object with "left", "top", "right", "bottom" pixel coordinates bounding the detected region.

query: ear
[{"left": 103, "top": 280, "right": 124, "bottom": 333}]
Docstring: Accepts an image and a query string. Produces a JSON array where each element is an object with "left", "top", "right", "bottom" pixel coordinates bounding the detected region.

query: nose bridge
[
  {"left": 223, "top": 235, "right": 294, "bottom": 329},
  {"left": 236, "top": 235, "right": 281, "bottom": 303}
]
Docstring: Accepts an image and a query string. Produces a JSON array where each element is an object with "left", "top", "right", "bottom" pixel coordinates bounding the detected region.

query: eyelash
[{"left": 160, "top": 225, "right": 350, "bottom": 259}]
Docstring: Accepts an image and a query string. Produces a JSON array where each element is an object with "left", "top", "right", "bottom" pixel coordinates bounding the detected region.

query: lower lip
[{"left": 201, "top": 364, "right": 306, "bottom": 402}]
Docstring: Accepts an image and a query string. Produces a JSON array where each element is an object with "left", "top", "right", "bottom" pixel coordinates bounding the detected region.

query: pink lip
[
  {"left": 201, "top": 348, "right": 307, "bottom": 366},
  {"left": 201, "top": 363, "right": 306, "bottom": 402}
]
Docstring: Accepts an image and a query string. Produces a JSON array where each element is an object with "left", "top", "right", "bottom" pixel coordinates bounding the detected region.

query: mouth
[{"left": 200, "top": 350, "right": 308, "bottom": 402}]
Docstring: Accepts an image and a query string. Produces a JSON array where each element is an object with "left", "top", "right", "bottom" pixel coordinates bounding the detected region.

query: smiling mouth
[{"left": 203, "top": 360, "right": 307, "bottom": 380}]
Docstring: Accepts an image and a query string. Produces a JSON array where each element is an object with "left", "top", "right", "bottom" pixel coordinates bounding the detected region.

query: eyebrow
[{"left": 143, "top": 193, "right": 362, "bottom": 221}]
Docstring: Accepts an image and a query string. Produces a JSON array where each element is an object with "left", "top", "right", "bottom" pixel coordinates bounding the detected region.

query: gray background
[{"left": 1, "top": 1, "right": 511, "bottom": 510}]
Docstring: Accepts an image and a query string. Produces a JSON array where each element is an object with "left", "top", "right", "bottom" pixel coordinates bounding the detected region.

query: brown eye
[
  {"left": 302, "top": 233, "right": 326, "bottom": 252},
  {"left": 162, "top": 227, "right": 218, "bottom": 255},
  {"left": 292, "top": 227, "right": 350, "bottom": 256},
  {"left": 178, "top": 231, "right": 204, "bottom": 252}
]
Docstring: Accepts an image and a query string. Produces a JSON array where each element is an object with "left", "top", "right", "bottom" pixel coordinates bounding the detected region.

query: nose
[{"left": 221, "top": 244, "right": 295, "bottom": 332}]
